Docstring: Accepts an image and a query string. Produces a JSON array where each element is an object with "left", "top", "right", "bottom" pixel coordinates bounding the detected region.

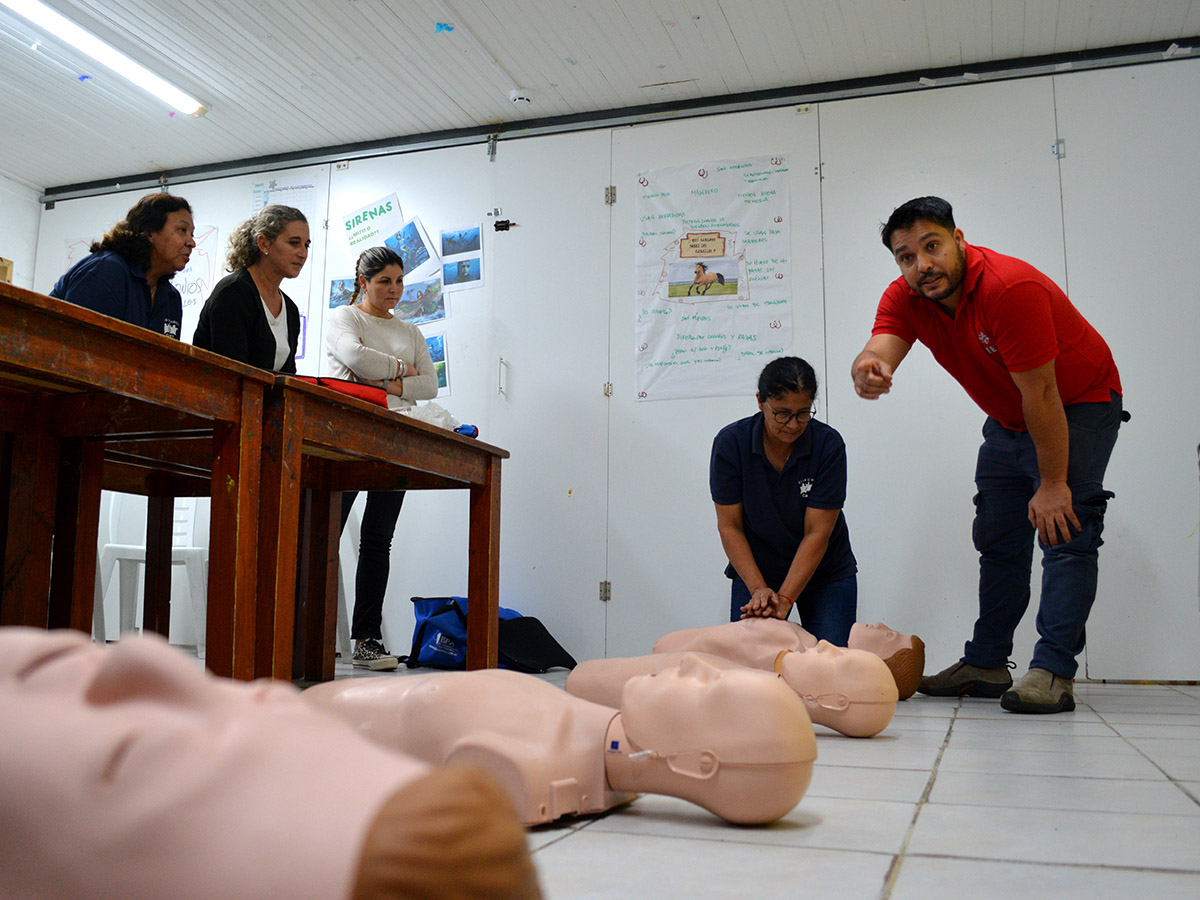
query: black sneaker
[
  {"left": 917, "top": 660, "right": 1014, "bottom": 698},
  {"left": 352, "top": 638, "right": 399, "bottom": 671}
]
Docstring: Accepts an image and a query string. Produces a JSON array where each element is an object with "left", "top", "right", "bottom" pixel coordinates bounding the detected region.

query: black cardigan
[{"left": 192, "top": 267, "right": 301, "bottom": 373}]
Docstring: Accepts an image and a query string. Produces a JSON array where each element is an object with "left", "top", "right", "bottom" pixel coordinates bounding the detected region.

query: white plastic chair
[{"left": 94, "top": 492, "right": 209, "bottom": 657}]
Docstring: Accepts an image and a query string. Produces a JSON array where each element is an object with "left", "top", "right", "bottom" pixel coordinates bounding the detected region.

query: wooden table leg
[
  {"left": 0, "top": 434, "right": 9, "bottom": 618},
  {"left": 256, "top": 387, "right": 304, "bottom": 679},
  {"left": 297, "top": 477, "right": 340, "bottom": 683},
  {"left": 1, "top": 426, "right": 59, "bottom": 627},
  {"left": 207, "top": 388, "right": 264, "bottom": 680},
  {"left": 466, "top": 455, "right": 502, "bottom": 669},
  {"left": 48, "top": 439, "right": 103, "bottom": 633},
  {"left": 142, "top": 492, "right": 174, "bottom": 638}
]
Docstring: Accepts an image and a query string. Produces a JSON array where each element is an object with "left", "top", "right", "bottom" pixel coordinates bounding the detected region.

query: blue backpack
[{"left": 405, "top": 596, "right": 576, "bottom": 672}]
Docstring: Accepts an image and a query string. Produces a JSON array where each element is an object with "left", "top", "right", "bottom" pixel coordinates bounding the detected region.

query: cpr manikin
[
  {"left": 304, "top": 654, "right": 817, "bottom": 826},
  {"left": 640, "top": 619, "right": 898, "bottom": 736},
  {"left": 654, "top": 617, "right": 921, "bottom": 703},
  {"left": 0, "top": 629, "right": 539, "bottom": 900},
  {"left": 847, "top": 621, "right": 926, "bottom": 700}
]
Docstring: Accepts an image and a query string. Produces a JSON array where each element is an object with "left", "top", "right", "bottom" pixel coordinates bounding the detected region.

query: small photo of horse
[{"left": 667, "top": 259, "right": 739, "bottom": 298}]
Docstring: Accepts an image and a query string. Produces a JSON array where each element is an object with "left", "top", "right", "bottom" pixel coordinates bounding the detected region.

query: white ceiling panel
[{"left": 0, "top": 0, "right": 1195, "bottom": 192}]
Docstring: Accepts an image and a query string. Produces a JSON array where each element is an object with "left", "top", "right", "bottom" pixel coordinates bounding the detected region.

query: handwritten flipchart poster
[{"left": 634, "top": 156, "right": 791, "bottom": 401}]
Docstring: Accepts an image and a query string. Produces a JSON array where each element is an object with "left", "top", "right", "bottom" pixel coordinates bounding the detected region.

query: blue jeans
[
  {"left": 963, "top": 392, "right": 1123, "bottom": 678},
  {"left": 730, "top": 574, "right": 857, "bottom": 645}
]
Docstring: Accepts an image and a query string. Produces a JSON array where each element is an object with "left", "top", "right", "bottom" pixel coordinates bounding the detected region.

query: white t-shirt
[
  {"left": 261, "top": 297, "right": 291, "bottom": 372},
  {"left": 324, "top": 304, "right": 438, "bottom": 410}
]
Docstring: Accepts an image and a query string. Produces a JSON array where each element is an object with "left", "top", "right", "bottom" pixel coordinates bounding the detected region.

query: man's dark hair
[{"left": 880, "top": 196, "right": 956, "bottom": 251}]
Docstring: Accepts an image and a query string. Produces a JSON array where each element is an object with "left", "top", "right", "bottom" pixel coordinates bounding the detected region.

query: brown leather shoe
[
  {"left": 1001, "top": 667, "right": 1075, "bottom": 714},
  {"left": 918, "top": 660, "right": 1013, "bottom": 698}
]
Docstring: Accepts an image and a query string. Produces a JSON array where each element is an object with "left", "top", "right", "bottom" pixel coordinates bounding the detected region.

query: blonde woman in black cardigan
[{"left": 192, "top": 205, "right": 308, "bottom": 372}]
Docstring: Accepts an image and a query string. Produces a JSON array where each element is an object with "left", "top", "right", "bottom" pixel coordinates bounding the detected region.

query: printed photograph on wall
[
  {"left": 395, "top": 276, "right": 446, "bottom": 325},
  {"left": 442, "top": 256, "right": 482, "bottom": 290},
  {"left": 328, "top": 277, "right": 355, "bottom": 308},
  {"left": 440, "top": 225, "right": 481, "bottom": 257},
  {"left": 384, "top": 217, "right": 437, "bottom": 279},
  {"left": 667, "top": 258, "right": 740, "bottom": 297},
  {"left": 425, "top": 331, "right": 450, "bottom": 397}
]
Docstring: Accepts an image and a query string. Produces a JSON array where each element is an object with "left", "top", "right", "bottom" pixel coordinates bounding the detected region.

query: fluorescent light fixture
[{"left": 2, "top": 0, "right": 206, "bottom": 115}]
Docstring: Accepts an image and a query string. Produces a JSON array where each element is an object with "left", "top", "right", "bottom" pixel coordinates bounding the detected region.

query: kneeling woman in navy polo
[{"left": 710, "top": 356, "right": 858, "bottom": 644}]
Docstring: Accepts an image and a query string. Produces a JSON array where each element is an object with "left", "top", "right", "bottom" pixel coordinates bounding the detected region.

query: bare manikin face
[
  {"left": 620, "top": 653, "right": 815, "bottom": 768},
  {"left": 848, "top": 621, "right": 913, "bottom": 656},
  {"left": 775, "top": 641, "right": 898, "bottom": 736}
]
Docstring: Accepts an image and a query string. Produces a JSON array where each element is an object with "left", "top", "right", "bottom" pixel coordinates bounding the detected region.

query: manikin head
[
  {"left": 775, "top": 641, "right": 898, "bottom": 737},
  {"left": 847, "top": 622, "right": 926, "bottom": 700},
  {"left": 848, "top": 622, "right": 912, "bottom": 655},
  {"left": 612, "top": 654, "right": 817, "bottom": 824}
]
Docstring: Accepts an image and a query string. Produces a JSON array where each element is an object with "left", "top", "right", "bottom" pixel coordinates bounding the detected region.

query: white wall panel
[{"left": 1053, "top": 58, "right": 1200, "bottom": 678}]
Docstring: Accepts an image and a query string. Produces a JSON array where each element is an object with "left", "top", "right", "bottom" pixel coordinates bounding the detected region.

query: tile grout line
[
  {"left": 878, "top": 701, "right": 962, "bottom": 899},
  {"left": 1083, "top": 699, "right": 1200, "bottom": 812}
]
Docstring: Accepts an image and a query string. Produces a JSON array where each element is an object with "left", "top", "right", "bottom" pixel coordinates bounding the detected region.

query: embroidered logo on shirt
[
  {"left": 977, "top": 331, "right": 998, "bottom": 354},
  {"left": 797, "top": 477, "right": 813, "bottom": 497}
]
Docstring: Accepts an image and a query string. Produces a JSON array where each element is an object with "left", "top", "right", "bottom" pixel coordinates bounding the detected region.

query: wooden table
[
  {"left": 0, "top": 283, "right": 273, "bottom": 679},
  {"left": 256, "top": 376, "right": 509, "bottom": 682}
]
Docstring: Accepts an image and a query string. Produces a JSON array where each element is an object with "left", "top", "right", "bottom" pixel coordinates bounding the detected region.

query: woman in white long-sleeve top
[{"left": 325, "top": 246, "right": 438, "bottom": 669}]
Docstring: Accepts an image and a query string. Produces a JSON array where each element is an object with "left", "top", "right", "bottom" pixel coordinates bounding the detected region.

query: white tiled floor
[{"left": 330, "top": 662, "right": 1200, "bottom": 900}]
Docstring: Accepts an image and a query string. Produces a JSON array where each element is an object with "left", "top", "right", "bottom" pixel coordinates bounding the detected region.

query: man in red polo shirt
[{"left": 851, "top": 197, "right": 1124, "bottom": 714}]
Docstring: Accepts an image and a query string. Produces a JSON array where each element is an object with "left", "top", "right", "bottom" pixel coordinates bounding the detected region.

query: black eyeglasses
[{"left": 764, "top": 402, "right": 816, "bottom": 425}]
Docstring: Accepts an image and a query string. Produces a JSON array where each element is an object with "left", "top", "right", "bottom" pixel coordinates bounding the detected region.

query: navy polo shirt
[
  {"left": 51, "top": 250, "right": 183, "bottom": 339},
  {"left": 710, "top": 413, "right": 857, "bottom": 594}
]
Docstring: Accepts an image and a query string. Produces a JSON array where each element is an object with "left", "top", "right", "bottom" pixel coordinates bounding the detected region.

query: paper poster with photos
[
  {"left": 384, "top": 217, "right": 438, "bottom": 281},
  {"left": 395, "top": 275, "right": 446, "bottom": 325},
  {"left": 425, "top": 331, "right": 450, "bottom": 397}
]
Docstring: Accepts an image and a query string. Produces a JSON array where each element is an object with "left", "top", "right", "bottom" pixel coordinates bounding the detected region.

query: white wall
[
  {"left": 35, "top": 57, "right": 1200, "bottom": 678},
  {"left": 0, "top": 174, "right": 41, "bottom": 288}
]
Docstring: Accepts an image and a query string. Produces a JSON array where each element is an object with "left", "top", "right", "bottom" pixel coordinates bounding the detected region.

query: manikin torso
[
  {"left": 0, "top": 629, "right": 437, "bottom": 900},
  {"left": 304, "top": 656, "right": 818, "bottom": 825},
  {"left": 652, "top": 618, "right": 817, "bottom": 669},
  {"left": 305, "top": 669, "right": 630, "bottom": 825}
]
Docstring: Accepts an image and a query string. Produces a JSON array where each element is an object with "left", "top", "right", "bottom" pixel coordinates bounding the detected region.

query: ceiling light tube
[{"left": 2, "top": 0, "right": 206, "bottom": 115}]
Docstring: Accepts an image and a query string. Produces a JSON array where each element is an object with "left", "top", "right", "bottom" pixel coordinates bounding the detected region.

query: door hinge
[
  {"left": 599, "top": 581, "right": 611, "bottom": 602},
  {"left": 1051, "top": 138, "right": 1066, "bottom": 159},
  {"left": 603, "top": 382, "right": 613, "bottom": 397},
  {"left": 604, "top": 185, "right": 616, "bottom": 205}
]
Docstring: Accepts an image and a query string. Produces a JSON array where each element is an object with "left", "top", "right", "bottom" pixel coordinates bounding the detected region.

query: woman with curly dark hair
[
  {"left": 191, "top": 205, "right": 308, "bottom": 372},
  {"left": 50, "top": 192, "right": 194, "bottom": 338}
]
